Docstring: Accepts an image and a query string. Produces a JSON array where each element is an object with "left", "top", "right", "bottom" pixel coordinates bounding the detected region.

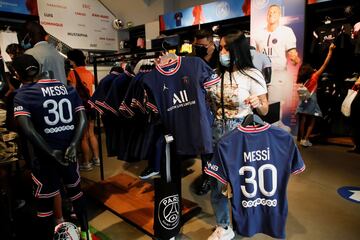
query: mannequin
[{"left": 12, "top": 54, "right": 90, "bottom": 240}]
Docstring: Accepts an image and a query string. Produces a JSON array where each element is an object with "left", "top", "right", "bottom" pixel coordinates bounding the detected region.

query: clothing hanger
[
  {"left": 323, "top": 16, "right": 332, "bottom": 25},
  {"left": 158, "top": 41, "right": 177, "bottom": 65},
  {"left": 241, "top": 113, "right": 265, "bottom": 127}
]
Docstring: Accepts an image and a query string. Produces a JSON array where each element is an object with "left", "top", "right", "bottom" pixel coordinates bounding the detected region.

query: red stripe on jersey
[
  {"left": 69, "top": 192, "right": 83, "bottom": 201},
  {"left": 75, "top": 106, "right": 85, "bottom": 112},
  {"left": 146, "top": 102, "right": 159, "bottom": 113},
  {"left": 292, "top": 165, "right": 306, "bottom": 175},
  {"left": 37, "top": 211, "right": 54, "bottom": 217},
  {"left": 88, "top": 100, "right": 104, "bottom": 115},
  {"left": 38, "top": 79, "right": 61, "bottom": 83},
  {"left": 156, "top": 56, "right": 182, "bottom": 76},
  {"left": 204, "top": 76, "right": 221, "bottom": 88},
  {"left": 237, "top": 123, "right": 271, "bottom": 133},
  {"left": 102, "top": 102, "right": 119, "bottom": 116},
  {"left": 204, "top": 168, "right": 227, "bottom": 185},
  {"left": 14, "top": 111, "right": 31, "bottom": 116}
]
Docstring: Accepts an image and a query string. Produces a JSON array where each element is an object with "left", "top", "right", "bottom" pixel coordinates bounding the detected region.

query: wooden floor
[{"left": 86, "top": 173, "right": 200, "bottom": 236}]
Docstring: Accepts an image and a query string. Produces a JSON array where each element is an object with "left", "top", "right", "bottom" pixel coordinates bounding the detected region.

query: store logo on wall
[
  {"left": 254, "top": 0, "right": 270, "bottom": 9},
  {"left": 158, "top": 194, "right": 180, "bottom": 230},
  {"left": 216, "top": 1, "right": 230, "bottom": 18}
]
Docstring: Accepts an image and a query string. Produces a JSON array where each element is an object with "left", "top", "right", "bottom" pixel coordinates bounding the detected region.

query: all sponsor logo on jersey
[
  {"left": 167, "top": 90, "right": 196, "bottom": 111},
  {"left": 207, "top": 162, "right": 218, "bottom": 172},
  {"left": 158, "top": 195, "right": 180, "bottom": 230}
]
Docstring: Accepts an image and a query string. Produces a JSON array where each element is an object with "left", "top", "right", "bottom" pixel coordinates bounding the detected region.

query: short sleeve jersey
[
  {"left": 205, "top": 124, "right": 305, "bottom": 238},
  {"left": 13, "top": 79, "right": 84, "bottom": 151},
  {"left": 143, "top": 56, "right": 220, "bottom": 155},
  {"left": 207, "top": 68, "right": 267, "bottom": 119},
  {"left": 254, "top": 25, "right": 297, "bottom": 70}
]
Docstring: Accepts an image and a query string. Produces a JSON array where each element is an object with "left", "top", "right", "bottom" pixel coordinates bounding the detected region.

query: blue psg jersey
[
  {"left": 14, "top": 79, "right": 85, "bottom": 151},
  {"left": 205, "top": 124, "right": 305, "bottom": 238},
  {"left": 143, "top": 56, "right": 220, "bottom": 155}
]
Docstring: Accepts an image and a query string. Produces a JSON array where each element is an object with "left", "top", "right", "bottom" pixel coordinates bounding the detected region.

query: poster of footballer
[{"left": 251, "top": 0, "right": 305, "bottom": 134}]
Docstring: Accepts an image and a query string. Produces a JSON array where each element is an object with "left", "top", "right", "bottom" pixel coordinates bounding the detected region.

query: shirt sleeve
[
  {"left": 13, "top": 92, "right": 31, "bottom": 118},
  {"left": 67, "top": 70, "right": 76, "bottom": 87},
  {"left": 304, "top": 73, "right": 319, "bottom": 93},
  {"left": 285, "top": 27, "right": 297, "bottom": 51},
  {"left": 289, "top": 139, "right": 306, "bottom": 175},
  {"left": 201, "top": 60, "right": 221, "bottom": 89},
  {"left": 249, "top": 69, "right": 268, "bottom": 96},
  {"left": 204, "top": 143, "right": 228, "bottom": 185}
]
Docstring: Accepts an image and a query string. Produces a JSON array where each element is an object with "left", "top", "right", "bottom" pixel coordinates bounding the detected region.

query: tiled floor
[{"left": 81, "top": 143, "right": 360, "bottom": 240}]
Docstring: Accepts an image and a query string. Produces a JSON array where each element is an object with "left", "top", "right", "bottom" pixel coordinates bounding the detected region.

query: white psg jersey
[{"left": 253, "top": 25, "right": 297, "bottom": 70}]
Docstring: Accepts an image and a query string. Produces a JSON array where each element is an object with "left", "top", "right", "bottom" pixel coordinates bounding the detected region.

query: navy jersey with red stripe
[
  {"left": 143, "top": 56, "right": 220, "bottom": 155},
  {"left": 205, "top": 124, "right": 305, "bottom": 238},
  {"left": 14, "top": 79, "right": 84, "bottom": 151}
]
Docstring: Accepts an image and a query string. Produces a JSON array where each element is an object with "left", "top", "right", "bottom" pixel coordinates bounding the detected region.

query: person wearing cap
[
  {"left": 12, "top": 54, "right": 91, "bottom": 240},
  {"left": 24, "top": 21, "right": 67, "bottom": 84}
]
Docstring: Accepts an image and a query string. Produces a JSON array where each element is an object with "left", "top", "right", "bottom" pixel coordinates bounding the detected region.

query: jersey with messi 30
[
  {"left": 143, "top": 56, "right": 220, "bottom": 155},
  {"left": 205, "top": 124, "right": 305, "bottom": 238},
  {"left": 14, "top": 79, "right": 85, "bottom": 151}
]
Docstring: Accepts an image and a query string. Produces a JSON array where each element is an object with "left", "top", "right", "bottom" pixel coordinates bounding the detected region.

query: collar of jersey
[
  {"left": 156, "top": 56, "right": 181, "bottom": 76},
  {"left": 38, "top": 79, "right": 61, "bottom": 84},
  {"left": 237, "top": 123, "right": 271, "bottom": 133}
]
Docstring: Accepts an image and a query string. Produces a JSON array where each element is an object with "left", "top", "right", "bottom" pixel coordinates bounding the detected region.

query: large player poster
[{"left": 251, "top": 0, "right": 305, "bottom": 134}]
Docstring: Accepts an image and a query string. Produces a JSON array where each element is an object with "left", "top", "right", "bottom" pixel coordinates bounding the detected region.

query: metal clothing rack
[{"left": 91, "top": 48, "right": 163, "bottom": 180}]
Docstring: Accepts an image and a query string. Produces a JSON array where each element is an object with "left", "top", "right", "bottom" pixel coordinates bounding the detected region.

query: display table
[{"left": 85, "top": 173, "right": 201, "bottom": 236}]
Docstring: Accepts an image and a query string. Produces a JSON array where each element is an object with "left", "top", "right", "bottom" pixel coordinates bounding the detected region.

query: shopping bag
[{"left": 341, "top": 87, "right": 358, "bottom": 117}]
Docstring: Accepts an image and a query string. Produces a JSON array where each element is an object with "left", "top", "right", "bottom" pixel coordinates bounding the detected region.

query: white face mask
[{"left": 219, "top": 53, "right": 230, "bottom": 67}]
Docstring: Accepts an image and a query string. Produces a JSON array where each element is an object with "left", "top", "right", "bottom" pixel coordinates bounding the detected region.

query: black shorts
[
  {"left": 86, "top": 109, "right": 96, "bottom": 120},
  {"left": 31, "top": 161, "right": 80, "bottom": 199}
]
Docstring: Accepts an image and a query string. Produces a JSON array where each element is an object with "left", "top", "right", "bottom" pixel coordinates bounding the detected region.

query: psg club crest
[
  {"left": 158, "top": 194, "right": 180, "bottom": 230},
  {"left": 253, "top": 0, "right": 270, "bottom": 9},
  {"left": 216, "top": 1, "right": 230, "bottom": 18}
]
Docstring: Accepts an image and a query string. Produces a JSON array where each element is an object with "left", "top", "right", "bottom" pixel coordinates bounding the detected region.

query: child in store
[{"left": 296, "top": 43, "right": 336, "bottom": 147}]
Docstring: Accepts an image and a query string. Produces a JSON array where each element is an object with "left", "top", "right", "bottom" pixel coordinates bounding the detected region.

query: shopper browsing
[
  {"left": 206, "top": 30, "right": 269, "bottom": 240},
  {"left": 296, "top": 43, "right": 336, "bottom": 147},
  {"left": 193, "top": 29, "right": 220, "bottom": 195},
  {"left": 67, "top": 49, "right": 100, "bottom": 171}
]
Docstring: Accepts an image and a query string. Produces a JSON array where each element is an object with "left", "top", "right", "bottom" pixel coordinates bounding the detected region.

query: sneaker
[
  {"left": 300, "top": 139, "right": 312, "bottom": 147},
  {"left": 80, "top": 230, "right": 93, "bottom": 240},
  {"left": 208, "top": 226, "right": 235, "bottom": 240},
  {"left": 92, "top": 158, "right": 100, "bottom": 167},
  {"left": 139, "top": 167, "right": 159, "bottom": 180},
  {"left": 79, "top": 163, "right": 93, "bottom": 171}
]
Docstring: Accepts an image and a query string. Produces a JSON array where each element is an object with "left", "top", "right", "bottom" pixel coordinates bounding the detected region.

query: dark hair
[
  {"left": 297, "top": 64, "right": 315, "bottom": 84},
  {"left": 25, "top": 21, "right": 47, "bottom": 44},
  {"left": 67, "top": 49, "right": 86, "bottom": 66},
  {"left": 195, "top": 29, "right": 213, "bottom": 40},
  {"left": 220, "top": 30, "right": 255, "bottom": 77},
  {"left": 6, "top": 43, "right": 24, "bottom": 58}
]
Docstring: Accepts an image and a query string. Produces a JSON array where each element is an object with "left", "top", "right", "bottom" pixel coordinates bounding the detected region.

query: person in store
[
  {"left": 67, "top": 49, "right": 100, "bottom": 171},
  {"left": 4, "top": 44, "right": 24, "bottom": 130},
  {"left": 349, "top": 76, "right": 360, "bottom": 153},
  {"left": 12, "top": 54, "right": 90, "bottom": 240},
  {"left": 193, "top": 29, "right": 219, "bottom": 69},
  {"left": 206, "top": 30, "right": 269, "bottom": 240},
  {"left": 24, "top": 21, "right": 67, "bottom": 84},
  {"left": 296, "top": 43, "right": 335, "bottom": 147},
  {"left": 193, "top": 29, "right": 220, "bottom": 195},
  {"left": 253, "top": 4, "right": 300, "bottom": 132}
]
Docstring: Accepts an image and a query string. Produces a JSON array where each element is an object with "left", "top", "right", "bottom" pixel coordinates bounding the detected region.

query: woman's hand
[{"left": 244, "top": 95, "right": 261, "bottom": 109}]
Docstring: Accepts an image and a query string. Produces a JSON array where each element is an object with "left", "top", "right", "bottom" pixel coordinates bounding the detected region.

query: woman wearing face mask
[{"left": 206, "top": 30, "right": 269, "bottom": 240}]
